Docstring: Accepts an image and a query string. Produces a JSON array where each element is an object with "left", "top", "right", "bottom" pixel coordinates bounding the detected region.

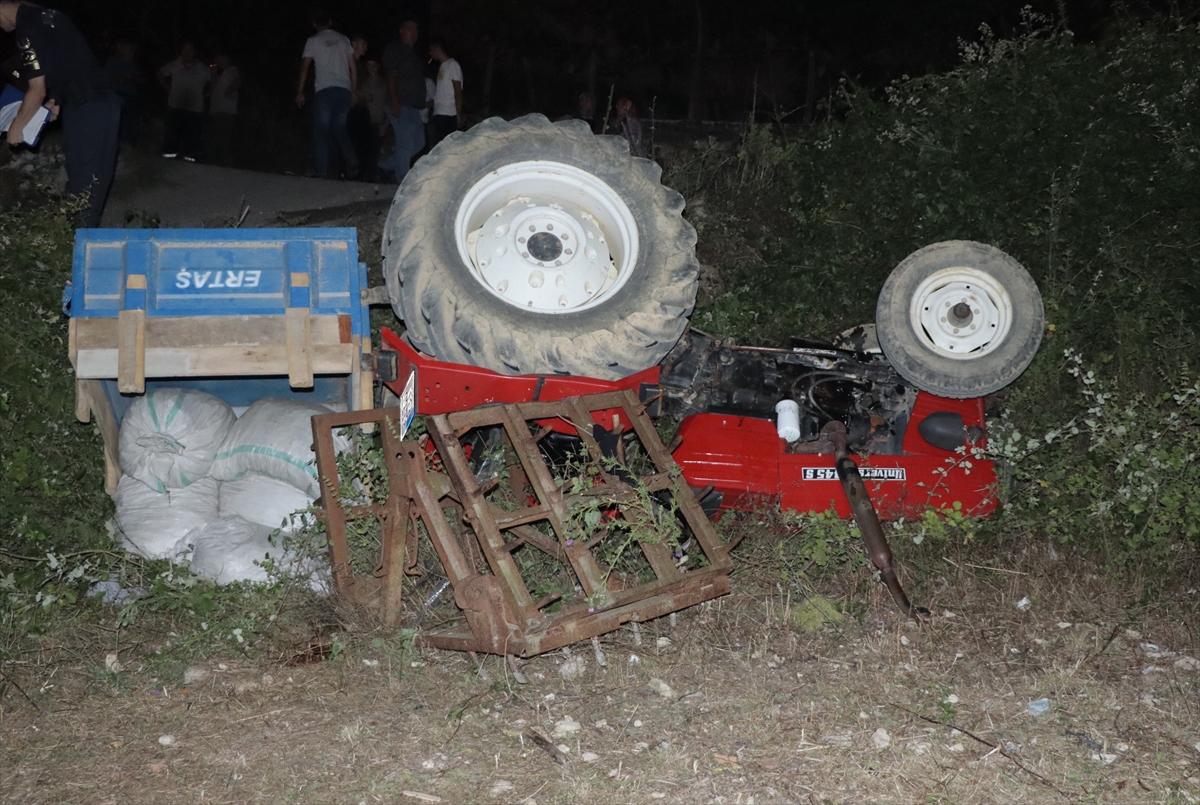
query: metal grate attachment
[{"left": 312, "top": 390, "right": 733, "bottom": 656}]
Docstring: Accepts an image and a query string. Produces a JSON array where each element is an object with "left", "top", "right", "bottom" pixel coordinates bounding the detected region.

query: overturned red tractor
[{"left": 333, "top": 111, "right": 1046, "bottom": 643}]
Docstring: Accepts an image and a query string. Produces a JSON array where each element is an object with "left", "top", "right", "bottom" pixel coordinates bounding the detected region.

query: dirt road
[{"left": 101, "top": 152, "right": 397, "bottom": 229}]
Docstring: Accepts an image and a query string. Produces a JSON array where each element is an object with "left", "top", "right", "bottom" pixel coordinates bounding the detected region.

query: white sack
[
  {"left": 119, "top": 388, "right": 236, "bottom": 491},
  {"left": 218, "top": 473, "right": 316, "bottom": 534},
  {"left": 210, "top": 399, "right": 345, "bottom": 496},
  {"left": 113, "top": 475, "right": 219, "bottom": 561},
  {"left": 185, "top": 515, "right": 327, "bottom": 590},
  {"left": 186, "top": 515, "right": 287, "bottom": 585}
]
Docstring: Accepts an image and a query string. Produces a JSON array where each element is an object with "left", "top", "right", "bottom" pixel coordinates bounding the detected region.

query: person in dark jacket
[
  {"left": 0, "top": 0, "right": 120, "bottom": 227},
  {"left": 379, "top": 18, "right": 425, "bottom": 182}
]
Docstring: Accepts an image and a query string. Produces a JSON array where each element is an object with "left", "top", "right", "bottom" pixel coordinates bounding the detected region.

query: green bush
[
  {"left": 674, "top": 12, "right": 1200, "bottom": 556},
  {"left": 992, "top": 349, "right": 1200, "bottom": 557},
  {"left": 0, "top": 199, "right": 111, "bottom": 556},
  {"left": 685, "top": 13, "right": 1199, "bottom": 363}
]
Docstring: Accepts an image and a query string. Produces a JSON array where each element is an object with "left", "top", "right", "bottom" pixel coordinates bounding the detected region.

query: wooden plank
[
  {"left": 116, "top": 309, "right": 146, "bottom": 394},
  {"left": 73, "top": 314, "right": 359, "bottom": 379},
  {"left": 358, "top": 351, "right": 375, "bottom": 411},
  {"left": 74, "top": 378, "right": 91, "bottom": 423},
  {"left": 284, "top": 308, "right": 314, "bottom": 388},
  {"left": 76, "top": 379, "right": 122, "bottom": 494},
  {"left": 350, "top": 335, "right": 364, "bottom": 411},
  {"left": 67, "top": 317, "right": 78, "bottom": 369},
  {"left": 75, "top": 344, "right": 357, "bottom": 379},
  {"left": 73, "top": 314, "right": 351, "bottom": 349}
]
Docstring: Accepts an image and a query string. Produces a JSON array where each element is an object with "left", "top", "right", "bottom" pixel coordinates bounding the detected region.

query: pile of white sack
[{"left": 112, "top": 389, "right": 338, "bottom": 589}]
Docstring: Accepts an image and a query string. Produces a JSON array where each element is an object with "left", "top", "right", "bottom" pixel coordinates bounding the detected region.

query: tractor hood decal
[{"left": 801, "top": 467, "right": 907, "bottom": 482}]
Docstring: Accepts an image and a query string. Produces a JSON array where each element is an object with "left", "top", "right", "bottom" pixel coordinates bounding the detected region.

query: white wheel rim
[
  {"left": 454, "top": 160, "right": 639, "bottom": 314},
  {"left": 908, "top": 266, "right": 1013, "bottom": 360}
]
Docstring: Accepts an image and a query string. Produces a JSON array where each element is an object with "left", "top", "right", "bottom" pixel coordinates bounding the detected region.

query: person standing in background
[
  {"left": 207, "top": 50, "right": 240, "bottom": 166},
  {"left": 0, "top": 0, "right": 121, "bottom": 227},
  {"left": 380, "top": 18, "right": 424, "bottom": 182},
  {"left": 426, "top": 36, "right": 462, "bottom": 150},
  {"left": 346, "top": 35, "right": 378, "bottom": 181},
  {"left": 159, "top": 41, "right": 209, "bottom": 161},
  {"left": 106, "top": 38, "right": 143, "bottom": 146},
  {"left": 608, "top": 97, "right": 645, "bottom": 158},
  {"left": 575, "top": 91, "right": 598, "bottom": 134},
  {"left": 363, "top": 56, "right": 389, "bottom": 140},
  {"left": 295, "top": 8, "right": 358, "bottom": 179}
]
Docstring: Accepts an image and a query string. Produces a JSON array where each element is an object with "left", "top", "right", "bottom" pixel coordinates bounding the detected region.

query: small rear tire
[{"left": 876, "top": 240, "right": 1043, "bottom": 398}]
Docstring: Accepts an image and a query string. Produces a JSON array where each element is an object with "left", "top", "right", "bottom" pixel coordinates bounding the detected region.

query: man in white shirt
[
  {"left": 427, "top": 36, "right": 461, "bottom": 149},
  {"left": 158, "top": 41, "right": 209, "bottom": 161},
  {"left": 295, "top": 8, "right": 358, "bottom": 179}
]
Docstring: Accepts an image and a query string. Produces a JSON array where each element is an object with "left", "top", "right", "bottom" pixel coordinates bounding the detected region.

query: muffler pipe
[{"left": 835, "top": 454, "right": 927, "bottom": 619}]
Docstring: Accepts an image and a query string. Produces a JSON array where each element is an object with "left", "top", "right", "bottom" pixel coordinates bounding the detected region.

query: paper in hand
[{"left": 0, "top": 84, "right": 51, "bottom": 146}]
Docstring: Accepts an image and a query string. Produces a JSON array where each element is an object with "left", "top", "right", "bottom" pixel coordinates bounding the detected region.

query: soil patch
[{"left": 3, "top": 540, "right": 1198, "bottom": 805}]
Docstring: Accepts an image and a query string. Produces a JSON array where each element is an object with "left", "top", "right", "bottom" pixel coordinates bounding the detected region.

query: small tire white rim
[
  {"left": 454, "top": 160, "right": 639, "bottom": 314},
  {"left": 908, "top": 266, "right": 1013, "bottom": 360}
]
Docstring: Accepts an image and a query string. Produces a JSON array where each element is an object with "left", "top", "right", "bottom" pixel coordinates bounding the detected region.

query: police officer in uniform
[{"left": 0, "top": 0, "right": 120, "bottom": 227}]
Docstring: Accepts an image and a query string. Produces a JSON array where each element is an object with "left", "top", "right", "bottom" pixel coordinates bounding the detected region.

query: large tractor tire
[
  {"left": 382, "top": 114, "right": 699, "bottom": 379},
  {"left": 876, "top": 240, "right": 1044, "bottom": 398}
]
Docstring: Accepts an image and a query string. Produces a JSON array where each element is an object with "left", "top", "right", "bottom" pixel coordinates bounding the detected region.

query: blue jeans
[
  {"left": 382, "top": 106, "right": 425, "bottom": 182},
  {"left": 312, "top": 86, "right": 358, "bottom": 178}
]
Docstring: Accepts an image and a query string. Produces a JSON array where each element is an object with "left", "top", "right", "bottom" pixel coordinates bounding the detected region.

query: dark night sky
[{"left": 1, "top": 0, "right": 1132, "bottom": 121}]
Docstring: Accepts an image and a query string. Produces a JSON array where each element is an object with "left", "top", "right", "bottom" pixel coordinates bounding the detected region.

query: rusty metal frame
[
  {"left": 312, "top": 390, "right": 733, "bottom": 656},
  {"left": 311, "top": 407, "right": 415, "bottom": 627}
]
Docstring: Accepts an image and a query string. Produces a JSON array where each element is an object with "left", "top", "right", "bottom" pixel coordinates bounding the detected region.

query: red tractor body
[{"left": 380, "top": 326, "right": 997, "bottom": 520}]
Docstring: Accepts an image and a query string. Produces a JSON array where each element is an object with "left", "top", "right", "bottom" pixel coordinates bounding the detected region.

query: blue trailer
[{"left": 63, "top": 228, "right": 374, "bottom": 493}]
